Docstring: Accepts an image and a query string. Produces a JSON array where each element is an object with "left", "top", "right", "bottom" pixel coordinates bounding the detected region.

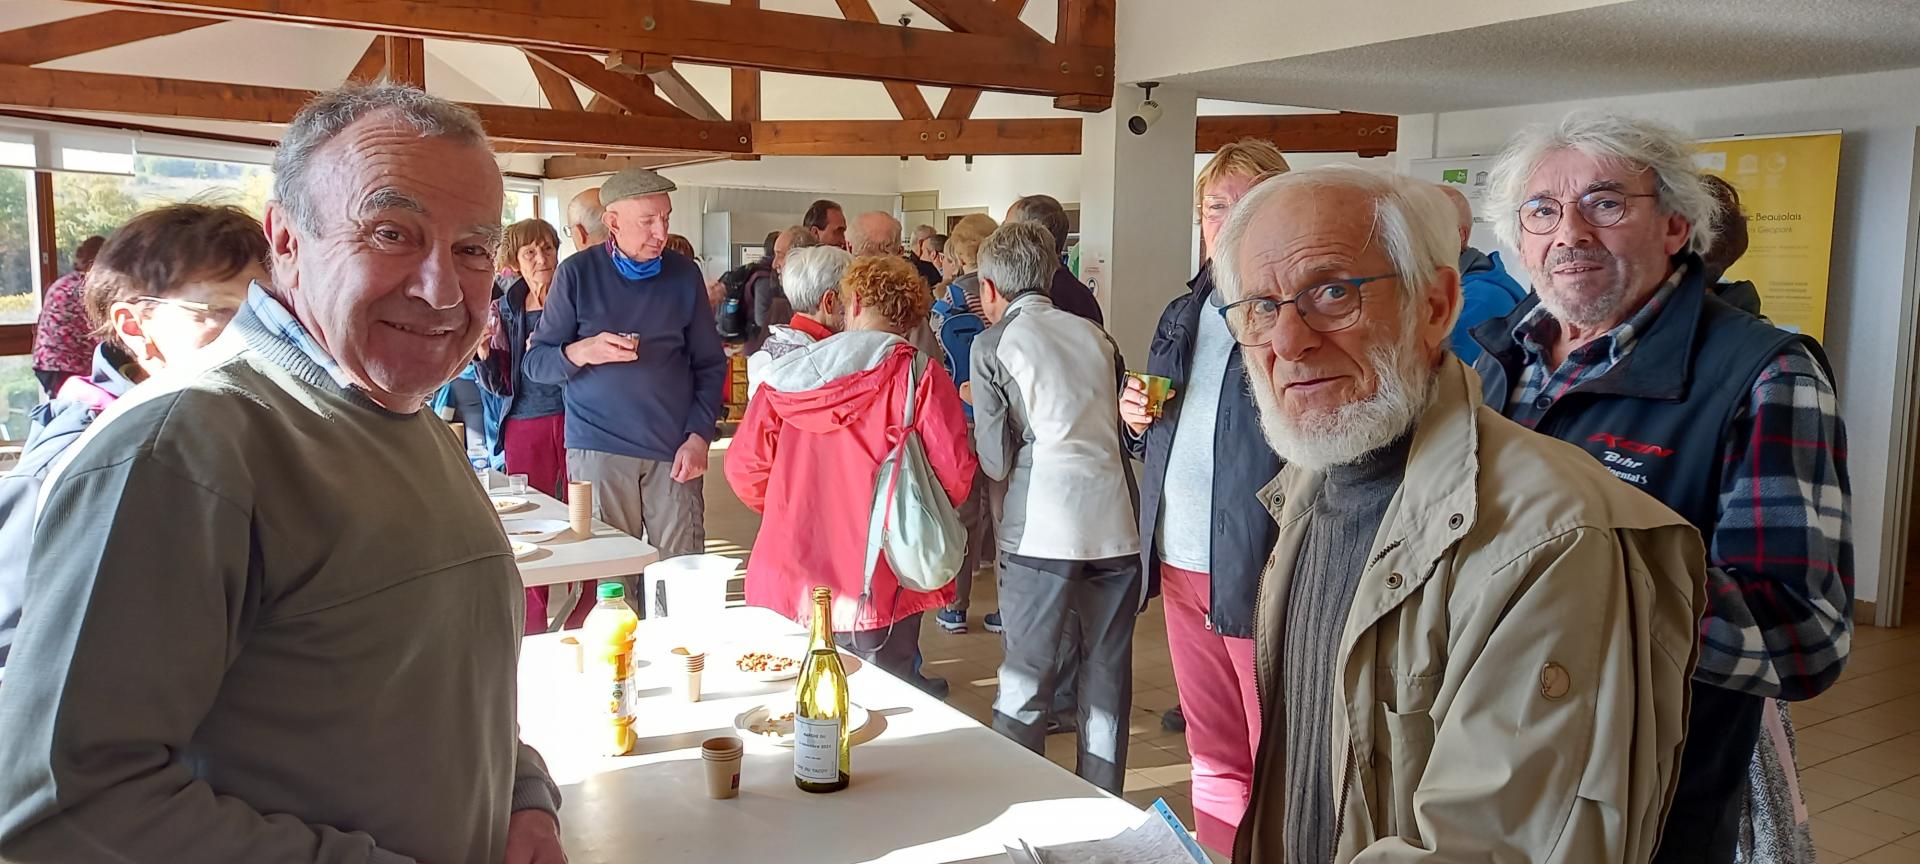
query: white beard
[{"left": 1246, "top": 335, "right": 1435, "bottom": 472}]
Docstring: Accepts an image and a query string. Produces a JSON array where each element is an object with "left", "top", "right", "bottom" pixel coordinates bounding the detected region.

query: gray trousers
[
  {"left": 567, "top": 448, "right": 706, "bottom": 615},
  {"left": 993, "top": 553, "right": 1139, "bottom": 796}
]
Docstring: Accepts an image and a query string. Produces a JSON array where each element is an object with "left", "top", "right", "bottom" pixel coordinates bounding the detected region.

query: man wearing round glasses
[
  {"left": 1226, "top": 165, "right": 1702, "bottom": 863},
  {"left": 1469, "top": 111, "right": 1852, "bottom": 864}
]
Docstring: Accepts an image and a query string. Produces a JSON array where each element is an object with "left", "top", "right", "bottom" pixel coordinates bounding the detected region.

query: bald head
[
  {"left": 567, "top": 187, "right": 607, "bottom": 250},
  {"left": 1437, "top": 184, "right": 1473, "bottom": 251},
  {"left": 849, "top": 211, "right": 903, "bottom": 257}
]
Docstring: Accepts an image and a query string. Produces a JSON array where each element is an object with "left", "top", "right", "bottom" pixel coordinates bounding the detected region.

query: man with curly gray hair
[{"left": 1469, "top": 110, "right": 1853, "bottom": 864}]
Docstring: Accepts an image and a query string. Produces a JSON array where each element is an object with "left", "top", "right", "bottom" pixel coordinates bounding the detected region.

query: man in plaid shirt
[{"left": 1469, "top": 111, "right": 1851, "bottom": 864}]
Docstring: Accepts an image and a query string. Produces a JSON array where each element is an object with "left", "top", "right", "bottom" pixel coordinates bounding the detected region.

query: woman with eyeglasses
[
  {"left": 475, "top": 218, "right": 592, "bottom": 635},
  {"left": 0, "top": 203, "right": 265, "bottom": 672},
  {"left": 1114, "top": 139, "right": 1289, "bottom": 854}
]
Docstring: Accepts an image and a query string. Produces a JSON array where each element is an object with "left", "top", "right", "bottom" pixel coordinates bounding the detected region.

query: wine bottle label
[{"left": 793, "top": 717, "right": 843, "bottom": 782}]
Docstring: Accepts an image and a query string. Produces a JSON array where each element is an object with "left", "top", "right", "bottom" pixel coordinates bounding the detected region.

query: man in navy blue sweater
[{"left": 525, "top": 168, "right": 724, "bottom": 596}]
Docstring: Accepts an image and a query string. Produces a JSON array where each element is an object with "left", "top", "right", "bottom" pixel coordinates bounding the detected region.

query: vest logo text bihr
[{"left": 1586, "top": 432, "right": 1674, "bottom": 487}]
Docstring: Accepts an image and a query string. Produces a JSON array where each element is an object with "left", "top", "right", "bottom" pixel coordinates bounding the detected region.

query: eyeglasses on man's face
[
  {"left": 1214, "top": 274, "right": 1397, "bottom": 347},
  {"left": 1519, "top": 190, "right": 1659, "bottom": 235}
]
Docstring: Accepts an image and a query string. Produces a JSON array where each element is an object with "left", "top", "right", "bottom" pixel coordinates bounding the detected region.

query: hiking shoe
[
  {"left": 935, "top": 608, "right": 968, "bottom": 633},
  {"left": 983, "top": 611, "right": 1005, "bottom": 634}
]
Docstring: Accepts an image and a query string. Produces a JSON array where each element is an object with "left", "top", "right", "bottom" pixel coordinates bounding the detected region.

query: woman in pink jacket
[{"left": 726, "top": 256, "right": 976, "bottom": 695}]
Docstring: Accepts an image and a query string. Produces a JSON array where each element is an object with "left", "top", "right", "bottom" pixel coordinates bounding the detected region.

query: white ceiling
[{"left": 1168, "top": 0, "right": 1920, "bottom": 115}]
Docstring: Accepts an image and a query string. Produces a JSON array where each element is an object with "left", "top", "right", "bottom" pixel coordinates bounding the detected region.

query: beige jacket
[{"left": 1236, "top": 359, "right": 1705, "bottom": 863}]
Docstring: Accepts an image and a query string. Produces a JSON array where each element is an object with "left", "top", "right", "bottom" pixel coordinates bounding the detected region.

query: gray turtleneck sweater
[{"left": 1280, "top": 432, "right": 1414, "bottom": 864}]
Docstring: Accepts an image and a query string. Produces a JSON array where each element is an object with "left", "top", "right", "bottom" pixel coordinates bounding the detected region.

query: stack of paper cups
[
  {"left": 701, "top": 736, "right": 743, "bottom": 799},
  {"left": 567, "top": 480, "right": 594, "bottom": 537},
  {"left": 673, "top": 647, "right": 706, "bottom": 702}
]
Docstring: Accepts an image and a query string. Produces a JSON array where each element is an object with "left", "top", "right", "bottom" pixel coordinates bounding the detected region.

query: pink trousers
[{"left": 1161, "top": 563, "right": 1261, "bottom": 854}]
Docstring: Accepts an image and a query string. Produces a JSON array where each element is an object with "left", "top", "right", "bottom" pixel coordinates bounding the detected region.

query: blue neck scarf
[{"left": 607, "top": 240, "right": 662, "bottom": 281}]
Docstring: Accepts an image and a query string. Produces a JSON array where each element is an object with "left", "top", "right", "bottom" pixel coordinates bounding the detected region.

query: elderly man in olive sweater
[
  {"left": 0, "top": 86, "right": 563, "bottom": 864},
  {"left": 525, "top": 167, "right": 725, "bottom": 602}
]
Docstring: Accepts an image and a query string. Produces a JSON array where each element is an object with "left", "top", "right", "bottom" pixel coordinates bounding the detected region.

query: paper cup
[
  {"left": 559, "top": 636, "right": 583, "bottom": 674},
  {"left": 701, "top": 736, "right": 744, "bottom": 799},
  {"left": 672, "top": 647, "right": 707, "bottom": 702},
  {"left": 567, "top": 481, "right": 594, "bottom": 536}
]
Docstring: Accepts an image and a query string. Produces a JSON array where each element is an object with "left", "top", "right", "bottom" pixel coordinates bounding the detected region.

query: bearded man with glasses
[
  {"left": 1468, "top": 111, "right": 1852, "bottom": 864},
  {"left": 1228, "top": 165, "right": 1703, "bottom": 864}
]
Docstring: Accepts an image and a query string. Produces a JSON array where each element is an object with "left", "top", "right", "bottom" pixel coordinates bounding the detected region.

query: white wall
[
  {"left": 1118, "top": 0, "right": 1628, "bottom": 85},
  {"left": 898, "top": 155, "right": 1084, "bottom": 221},
  {"left": 1396, "top": 65, "right": 1920, "bottom": 607}
]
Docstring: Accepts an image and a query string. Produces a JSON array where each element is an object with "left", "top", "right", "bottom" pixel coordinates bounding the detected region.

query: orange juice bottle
[{"left": 584, "top": 582, "right": 640, "bottom": 755}]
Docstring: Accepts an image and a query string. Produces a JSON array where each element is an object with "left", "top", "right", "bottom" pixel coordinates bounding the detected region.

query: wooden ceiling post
[
  {"left": 1052, "top": 0, "right": 1113, "bottom": 111},
  {"left": 527, "top": 52, "right": 585, "bottom": 112},
  {"left": 382, "top": 36, "right": 425, "bottom": 87}
]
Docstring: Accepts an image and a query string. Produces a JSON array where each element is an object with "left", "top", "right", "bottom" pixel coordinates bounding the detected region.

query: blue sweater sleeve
[
  {"left": 523, "top": 266, "right": 582, "bottom": 386},
  {"left": 683, "top": 277, "right": 726, "bottom": 441}
]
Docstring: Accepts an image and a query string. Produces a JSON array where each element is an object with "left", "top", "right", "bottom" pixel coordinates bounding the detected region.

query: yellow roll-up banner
[{"left": 1693, "top": 132, "right": 1843, "bottom": 340}]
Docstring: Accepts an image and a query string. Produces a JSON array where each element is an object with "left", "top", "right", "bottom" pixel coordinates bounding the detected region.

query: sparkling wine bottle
[{"left": 794, "top": 587, "right": 850, "bottom": 793}]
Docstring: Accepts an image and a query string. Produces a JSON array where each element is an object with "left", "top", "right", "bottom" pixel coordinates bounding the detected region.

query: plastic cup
[
  {"left": 1126, "top": 372, "right": 1174, "bottom": 418},
  {"left": 701, "top": 736, "right": 744, "bottom": 799},
  {"left": 509, "top": 473, "right": 530, "bottom": 495}
]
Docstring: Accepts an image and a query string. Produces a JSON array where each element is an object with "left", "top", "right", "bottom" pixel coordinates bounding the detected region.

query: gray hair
[
  {"left": 1215, "top": 165, "right": 1460, "bottom": 332},
  {"left": 848, "top": 211, "right": 902, "bottom": 256},
  {"left": 977, "top": 222, "right": 1056, "bottom": 301},
  {"left": 568, "top": 189, "right": 606, "bottom": 244},
  {"left": 1005, "top": 194, "right": 1070, "bottom": 254},
  {"left": 778, "top": 224, "right": 818, "bottom": 251},
  {"left": 1487, "top": 110, "right": 1719, "bottom": 255},
  {"left": 272, "top": 84, "right": 490, "bottom": 235},
  {"left": 781, "top": 246, "right": 853, "bottom": 314}
]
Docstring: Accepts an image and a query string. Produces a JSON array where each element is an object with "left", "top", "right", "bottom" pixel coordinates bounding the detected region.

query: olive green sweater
[{"left": 0, "top": 300, "right": 558, "bottom": 863}]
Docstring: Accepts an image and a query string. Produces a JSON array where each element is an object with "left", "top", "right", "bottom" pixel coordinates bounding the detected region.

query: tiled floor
[{"left": 704, "top": 443, "right": 1920, "bottom": 860}]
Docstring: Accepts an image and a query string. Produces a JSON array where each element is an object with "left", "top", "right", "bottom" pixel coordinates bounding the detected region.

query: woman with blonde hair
[
  {"left": 1116, "top": 138, "right": 1290, "bottom": 853},
  {"left": 726, "top": 256, "right": 976, "bottom": 696}
]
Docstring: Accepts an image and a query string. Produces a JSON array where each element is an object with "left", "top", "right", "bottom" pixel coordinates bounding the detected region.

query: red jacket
[{"left": 725, "top": 332, "right": 977, "bottom": 632}]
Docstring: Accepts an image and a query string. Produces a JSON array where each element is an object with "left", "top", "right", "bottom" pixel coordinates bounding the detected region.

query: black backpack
[{"left": 715, "top": 261, "right": 766, "bottom": 341}]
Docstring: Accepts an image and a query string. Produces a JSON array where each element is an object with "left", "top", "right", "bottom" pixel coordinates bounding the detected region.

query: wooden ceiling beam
[
  {"left": 524, "top": 49, "right": 692, "bottom": 120},
  {"left": 81, "top": 0, "right": 1109, "bottom": 99},
  {"left": 1197, "top": 112, "right": 1399, "bottom": 157},
  {"left": 544, "top": 152, "right": 727, "bottom": 179},
  {"left": 906, "top": 0, "right": 1044, "bottom": 43},
  {"left": 0, "top": 62, "right": 752, "bottom": 153},
  {"left": 0, "top": 10, "right": 219, "bottom": 66},
  {"left": 747, "top": 113, "right": 1399, "bottom": 157},
  {"left": 648, "top": 65, "right": 725, "bottom": 122},
  {"left": 527, "top": 52, "right": 584, "bottom": 112},
  {"left": 755, "top": 118, "right": 1079, "bottom": 157},
  {"left": 929, "top": 0, "right": 1025, "bottom": 124},
  {"left": 345, "top": 35, "right": 387, "bottom": 83}
]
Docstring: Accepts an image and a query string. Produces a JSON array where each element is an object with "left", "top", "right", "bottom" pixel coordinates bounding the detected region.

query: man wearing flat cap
[{"left": 526, "top": 168, "right": 723, "bottom": 601}]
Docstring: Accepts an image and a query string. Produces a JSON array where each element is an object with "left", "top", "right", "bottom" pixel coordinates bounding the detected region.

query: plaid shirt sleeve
[{"left": 1697, "top": 343, "right": 1853, "bottom": 700}]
